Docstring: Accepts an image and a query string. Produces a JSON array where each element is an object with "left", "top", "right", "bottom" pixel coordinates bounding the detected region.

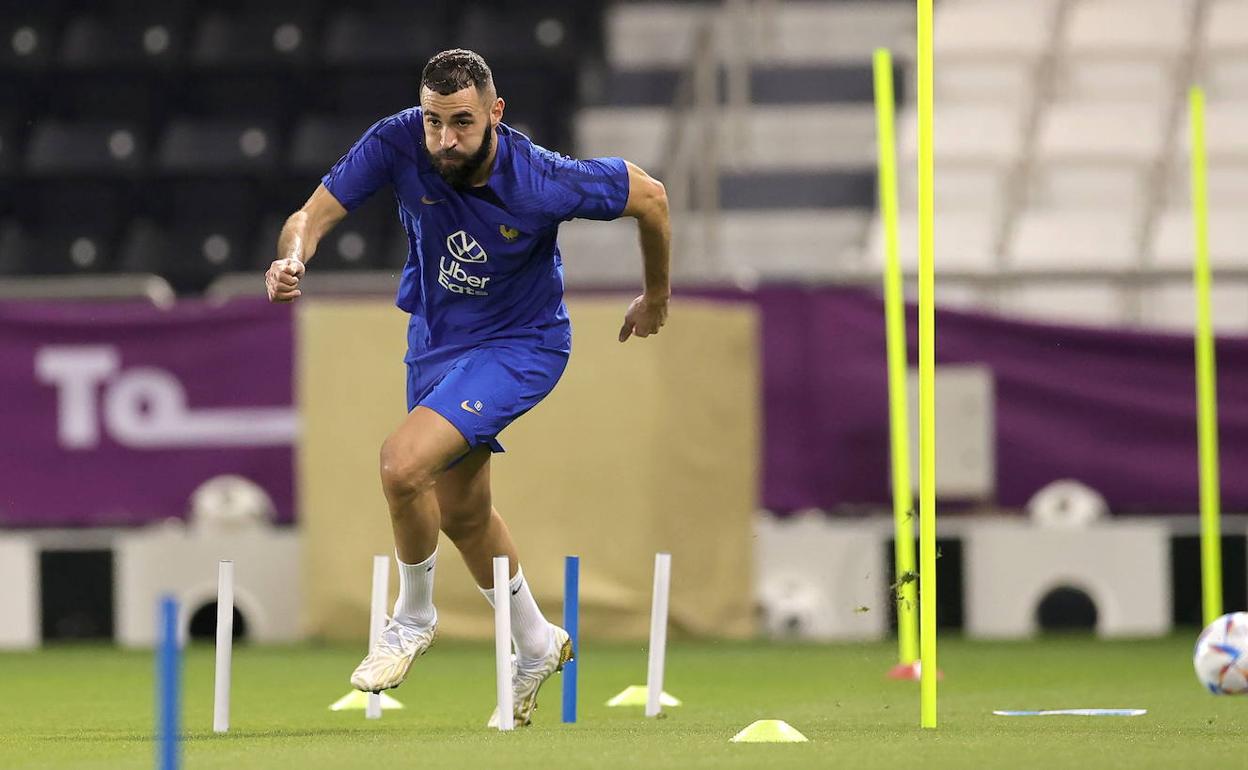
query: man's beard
[{"left": 430, "top": 122, "right": 493, "bottom": 188}]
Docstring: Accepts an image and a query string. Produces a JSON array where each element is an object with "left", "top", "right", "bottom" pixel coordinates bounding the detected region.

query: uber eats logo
[{"left": 439, "top": 230, "right": 491, "bottom": 296}]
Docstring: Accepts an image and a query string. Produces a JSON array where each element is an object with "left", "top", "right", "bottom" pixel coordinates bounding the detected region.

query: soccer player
[{"left": 264, "top": 49, "right": 670, "bottom": 726}]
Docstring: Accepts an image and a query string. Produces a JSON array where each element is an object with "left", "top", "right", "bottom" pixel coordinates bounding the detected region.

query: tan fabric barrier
[{"left": 299, "top": 296, "right": 758, "bottom": 641}]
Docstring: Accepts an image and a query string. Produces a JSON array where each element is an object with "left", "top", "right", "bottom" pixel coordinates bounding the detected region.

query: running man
[{"left": 264, "top": 49, "right": 670, "bottom": 726}]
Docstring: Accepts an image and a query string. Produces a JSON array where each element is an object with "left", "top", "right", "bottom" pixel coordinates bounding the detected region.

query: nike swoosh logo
[
  {"left": 421, "top": 195, "right": 445, "bottom": 205},
  {"left": 460, "top": 400, "right": 482, "bottom": 415},
  {"left": 511, "top": 585, "right": 521, "bottom": 596}
]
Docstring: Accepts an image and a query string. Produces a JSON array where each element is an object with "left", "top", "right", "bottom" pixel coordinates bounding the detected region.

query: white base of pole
[
  {"left": 493, "top": 556, "right": 514, "bottom": 731},
  {"left": 213, "top": 560, "right": 234, "bottom": 733},
  {"left": 366, "top": 554, "right": 390, "bottom": 720},
  {"left": 646, "top": 552, "right": 672, "bottom": 718}
]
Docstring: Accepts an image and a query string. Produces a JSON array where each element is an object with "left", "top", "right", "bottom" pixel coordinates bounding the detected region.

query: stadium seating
[
  {"left": 869, "top": 208, "right": 1001, "bottom": 274},
  {"left": 0, "top": 0, "right": 1244, "bottom": 333},
  {"left": 0, "top": 0, "right": 596, "bottom": 292},
  {"left": 1150, "top": 206, "right": 1248, "bottom": 270},
  {"left": 253, "top": 191, "right": 400, "bottom": 273},
  {"left": 1203, "top": 0, "right": 1248, "bottom": 99},
  {"left": 322, "top": 10, "right": 443, "bottom": 68},
  {"left": 26, "top": 120, "right": 146, "bottom": 177},
  {"left": 288, "top": 115, "right": 379, "bottom": 175},
  {"left": 1056, "top": 0, "right": 1192, "bottom": 102},
  {"left": 1008, "top": 208, "right": 1141, "bottom": 271},
  {"left": 0, "top": 217, "right": 119, "bottom": 276},
  {"left": 932, "top": 0, "right": 1056, "bottom": 104},
  {"left": 1139, "top": 279, "right": 1248, "bottom": 332}
]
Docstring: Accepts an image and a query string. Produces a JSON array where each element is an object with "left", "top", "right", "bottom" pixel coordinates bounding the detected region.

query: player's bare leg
[
  {"left": 350, "top": 406, "right": 467, "bottom": 693},
  {"left": 437, "top": 447, "right": 572, "bottom": 725},
  {"left": 435, "top": 446, "right": 519, "bottom": 585}
]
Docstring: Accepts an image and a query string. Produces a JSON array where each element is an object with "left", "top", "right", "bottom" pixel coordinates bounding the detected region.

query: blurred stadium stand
[
  {"left": 0, "top": 0, "right": 1245, "bottom": 332},
  {"left": 567, "top": 0, "right": 1248, "bottom": 333},
  {"left": 0, "top": 0, "right": 600, "bottom": 294}
]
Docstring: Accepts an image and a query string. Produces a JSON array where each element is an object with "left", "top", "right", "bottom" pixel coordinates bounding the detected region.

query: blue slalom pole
[
  {"left": 157, "top": 595, "right": 180, "bottom": 770},
  {"left": 562, "top": 555, "right": 579, "bottom": 723}
]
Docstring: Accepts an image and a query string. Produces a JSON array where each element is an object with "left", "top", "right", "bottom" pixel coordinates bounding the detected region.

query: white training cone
[{"left": 730, "top": 719, "right": 809, "bottom": 743}]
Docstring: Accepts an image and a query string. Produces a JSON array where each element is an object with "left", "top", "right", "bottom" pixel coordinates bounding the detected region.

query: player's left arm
[{"left": 618, "top": 160, "right": 671, "bottom": 343}]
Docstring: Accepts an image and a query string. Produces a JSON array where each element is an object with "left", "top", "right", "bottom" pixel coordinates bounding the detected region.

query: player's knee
[{"left": 378, "top": 438, "right": 438, "bottom": 501}]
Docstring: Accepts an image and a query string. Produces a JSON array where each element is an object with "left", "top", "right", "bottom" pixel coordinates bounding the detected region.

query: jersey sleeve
[
  {"left": 539, "top": 154, "right": 631, "bottom": 223},
  {"left": 320, "top": 117, "right": 399, "bottom": 211}
]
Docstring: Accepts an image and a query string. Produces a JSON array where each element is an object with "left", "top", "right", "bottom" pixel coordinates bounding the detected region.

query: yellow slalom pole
[
  {"left": 873, "top": 48, "right": 918, "bottom": 668},
  {"left": 916, "top": 0, "right": 938, "bottom": 730},
  {"left": 1190, "top": 86, "right": 1223, "bottom": 626}
]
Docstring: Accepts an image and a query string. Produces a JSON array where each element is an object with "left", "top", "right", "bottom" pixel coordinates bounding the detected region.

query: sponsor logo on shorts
[
  {"left": 460, "top": 399, "right": 484, "bottom": 415},
  {"left": 498, "top": 224, "right": 520, "bottom": 242},
  {"left": 420, "top": 195, "right": 445, "bottom": 205}
]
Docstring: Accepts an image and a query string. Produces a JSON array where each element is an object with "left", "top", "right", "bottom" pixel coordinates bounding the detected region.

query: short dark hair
[{"left": 421, "top": 49, "right": 494, "bottom": 97}]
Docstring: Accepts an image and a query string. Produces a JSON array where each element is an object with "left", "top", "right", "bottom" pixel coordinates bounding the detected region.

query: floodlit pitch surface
[{"left": 1, "top": 637, "right": 1240, "bottom": 769}]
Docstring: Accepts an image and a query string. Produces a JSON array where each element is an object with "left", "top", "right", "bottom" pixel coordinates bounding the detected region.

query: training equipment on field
[
  {"left": 646, "top": 552, "right": 672, "bottom": 718},
  {"left": 562, "top": 555, "right": 579, "bottom": 724},
  {"left": 607, "top": 552, "right": 680, "bottom": 713},
  {"left": 213, "top": 560, "right": 233, "bottom": 733},
  {"left": 993, "top": 709, "right": 1146, "bottom": 717},
  {"left": 729, "top": 719, "right": 809, "bottom": 743},
  {"left": 915, "top": 0, "right": 938, "bottom": 730},
  {"left": 1193, "top": 612, "right": 1248, "bottom": 694},
  {"left": 493, "top": 555, "right": 514, "bottom": 730},
  {"left": 333, "top": 555, "right": 405, "bottom": 714},
  {"left": 873, "top": 44, "right": 919, "bottom": 679},
  {"left": 328, "top": 691, "right": 405, "bottom": 712},
  {"left": 606, "top": 686, "right": 682, "bottom": 708},
  {"left": 366, "top": 554, "right": 389, "bottom": 720},
  {"left": 156, "top": 594, "right": 180, "bottom": 770},
  {"left": 1189, "top": 85, "right": 1224, "bottom": 628}
]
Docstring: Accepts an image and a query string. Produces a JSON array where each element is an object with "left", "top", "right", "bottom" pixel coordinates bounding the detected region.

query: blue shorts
[{"left": 405, "top": 340, "right": 570, "bottom": 453}]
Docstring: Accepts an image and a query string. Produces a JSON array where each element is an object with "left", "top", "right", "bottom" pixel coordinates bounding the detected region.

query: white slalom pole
[
  {"left": 213, "top": 560, "right": 234, "bottom": 733},
  {"left": 366, "top": 554, "right": 389, "bottom": 720},
  {"left": 493, "top": 556, "right": 515, "bottom": 731},
  {"left": 646, "top": 552, "right": 672, "bottom": 718}
]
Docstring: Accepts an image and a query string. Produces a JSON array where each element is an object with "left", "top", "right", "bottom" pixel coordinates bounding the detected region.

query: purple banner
[
  {"left": 0, "top": 299, "right": 294, "bottom": 527},
  {"left": 749, "top": 286, "right": 1248, "bottom": 514}
]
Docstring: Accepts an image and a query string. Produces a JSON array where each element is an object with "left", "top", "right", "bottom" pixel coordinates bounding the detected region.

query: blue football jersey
[{"left": 321, "top": 108, "right": 630, "bottom": 352}]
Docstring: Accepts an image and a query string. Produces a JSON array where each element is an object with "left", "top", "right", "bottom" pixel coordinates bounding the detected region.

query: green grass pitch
[{"left": 2, "top": 635, "right": 1241, "bottom": 769}]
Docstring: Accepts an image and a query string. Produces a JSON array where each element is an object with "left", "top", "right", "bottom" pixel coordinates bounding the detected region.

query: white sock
[
  {"left": 393, "top": 549, "right": 437, "bottom": 629},
  {"left": 477, "top": 565, "right": 552, "bottom": 664}
]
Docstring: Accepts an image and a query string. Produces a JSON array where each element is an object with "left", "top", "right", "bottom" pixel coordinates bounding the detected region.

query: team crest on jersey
[
  {"left": 446, "top": 230, "right": 487, "bottom": 263},
  {"left": 499, "top": 224, "right": 520, "bottom": 242}
]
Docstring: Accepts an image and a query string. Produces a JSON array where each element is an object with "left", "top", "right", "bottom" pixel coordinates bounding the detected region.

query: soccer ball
[
  {"left": 758, "top": 575, "right": 822, "bottom": 639},
  {"left": 1193, "top": 612, "right": 1248, "bottom": 694},
  {"left": 188, "top": 474, "right": 276, "bottom": 532}
]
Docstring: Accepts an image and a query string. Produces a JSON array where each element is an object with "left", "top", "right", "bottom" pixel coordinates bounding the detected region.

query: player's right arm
[
  {"left": 267, "top": 114, "right": 400, "bottom": 303},
  {"left": 266, "top": 185, "right": 348, "bottom": 303}
]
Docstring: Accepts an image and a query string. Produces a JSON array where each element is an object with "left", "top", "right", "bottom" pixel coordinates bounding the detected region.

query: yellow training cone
[
  {"left": 605, "top": 685, "right": 682, "bottom": 707},
  {"left": 730, "top": 720, "right": 809, "bottom": 743},
  {"left": 328, "top": 691, "right": 405, "bottom": 711}
]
